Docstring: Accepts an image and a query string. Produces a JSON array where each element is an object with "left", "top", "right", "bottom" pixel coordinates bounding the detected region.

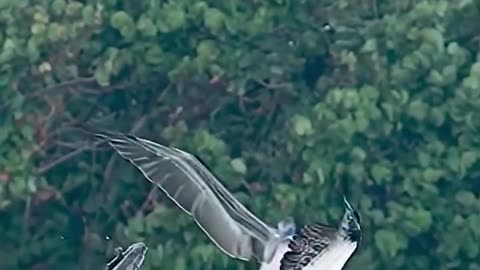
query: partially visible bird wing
[
  {"left": 280, "top": 224, "right": 337, "bottom": 270},
  {"left": 104, "top": 247, "right": 124, "bottom": 270},
  {"left": 92, "top": 130, "right": 279, "bottom": 262},
  {"left": 106, "top": 242, "right": 148, "bottom": 270}
]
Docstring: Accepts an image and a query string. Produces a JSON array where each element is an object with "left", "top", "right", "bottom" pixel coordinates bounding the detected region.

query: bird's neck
[
  {"left": 336, "top": 225, "right": 349, "bottom": 240},
  {"left": 337, "top": 225, "right": 361, "bottom": 243}
]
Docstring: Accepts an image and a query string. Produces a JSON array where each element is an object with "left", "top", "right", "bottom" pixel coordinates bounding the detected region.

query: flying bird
[{"left": 89, "top": 129, "right": 361, "bottom": 270}]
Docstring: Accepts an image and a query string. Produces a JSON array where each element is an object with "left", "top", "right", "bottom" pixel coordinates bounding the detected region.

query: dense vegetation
[{"left": 1, "top": 0, "right": 480, "bottom": 269}]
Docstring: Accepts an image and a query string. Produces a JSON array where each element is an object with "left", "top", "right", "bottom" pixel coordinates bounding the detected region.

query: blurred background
[{"left": 1, "top": 0, "right": 480, "bottom": 269}]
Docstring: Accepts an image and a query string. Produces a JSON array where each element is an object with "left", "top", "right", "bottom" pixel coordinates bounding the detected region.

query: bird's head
[{"left": 340, "top": 196, "right": 361, "bottom": 242}]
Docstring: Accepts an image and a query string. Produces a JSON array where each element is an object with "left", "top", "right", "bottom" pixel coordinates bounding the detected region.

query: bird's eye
[{"left": 354, "top": 211, "right": 361, "bottom": 222}]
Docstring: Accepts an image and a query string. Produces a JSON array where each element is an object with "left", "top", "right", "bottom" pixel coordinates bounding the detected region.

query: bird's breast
[
  {"left": 302, "top": 241, "right": 357, "bottom": 270},
  {"left": 259, "top": 240, "right": 357, "bottom": 270}
]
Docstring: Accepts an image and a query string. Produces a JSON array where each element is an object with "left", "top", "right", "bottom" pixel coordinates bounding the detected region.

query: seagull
[
  {"left": 104, "top": 242, "right": 148, "bottom": 270},
  {"left": 88, "top": 129, "right": 361, "bottom": 270}
]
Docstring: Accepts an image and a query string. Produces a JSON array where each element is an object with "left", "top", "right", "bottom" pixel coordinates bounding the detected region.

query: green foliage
[{"left": 1, "top": 0, "right": 480, "bottom": 269}]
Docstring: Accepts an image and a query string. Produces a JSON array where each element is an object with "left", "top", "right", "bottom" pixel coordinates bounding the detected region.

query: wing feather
[{"left": 93, "top": 131, "right": 280, "bottom": 262}]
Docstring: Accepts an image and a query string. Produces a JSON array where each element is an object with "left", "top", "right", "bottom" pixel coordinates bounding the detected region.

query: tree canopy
[{"left": 1, "top": 0, "right": 480, "bottom": 269}]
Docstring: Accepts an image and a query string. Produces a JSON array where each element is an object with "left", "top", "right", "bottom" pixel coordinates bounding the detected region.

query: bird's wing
[
  {"left": 115, "top": 242, "right": 147, "bottom": 270},
  {"left": 104, "top": 247, "right": 124, "bottom": 270},
  {"left": 280, "top": 224, "right": 337, "bottom": 270},
  {"left": 106, "top": 242, "right": 148, "bottom": 270},
  {"left": 93, "top": 130, "right": 279, "bottom": 262}
]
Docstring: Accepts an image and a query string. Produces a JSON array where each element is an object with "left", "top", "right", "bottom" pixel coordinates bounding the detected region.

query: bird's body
[{"left": 88, "top": 129, "right": 361, "bottom": 270}]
